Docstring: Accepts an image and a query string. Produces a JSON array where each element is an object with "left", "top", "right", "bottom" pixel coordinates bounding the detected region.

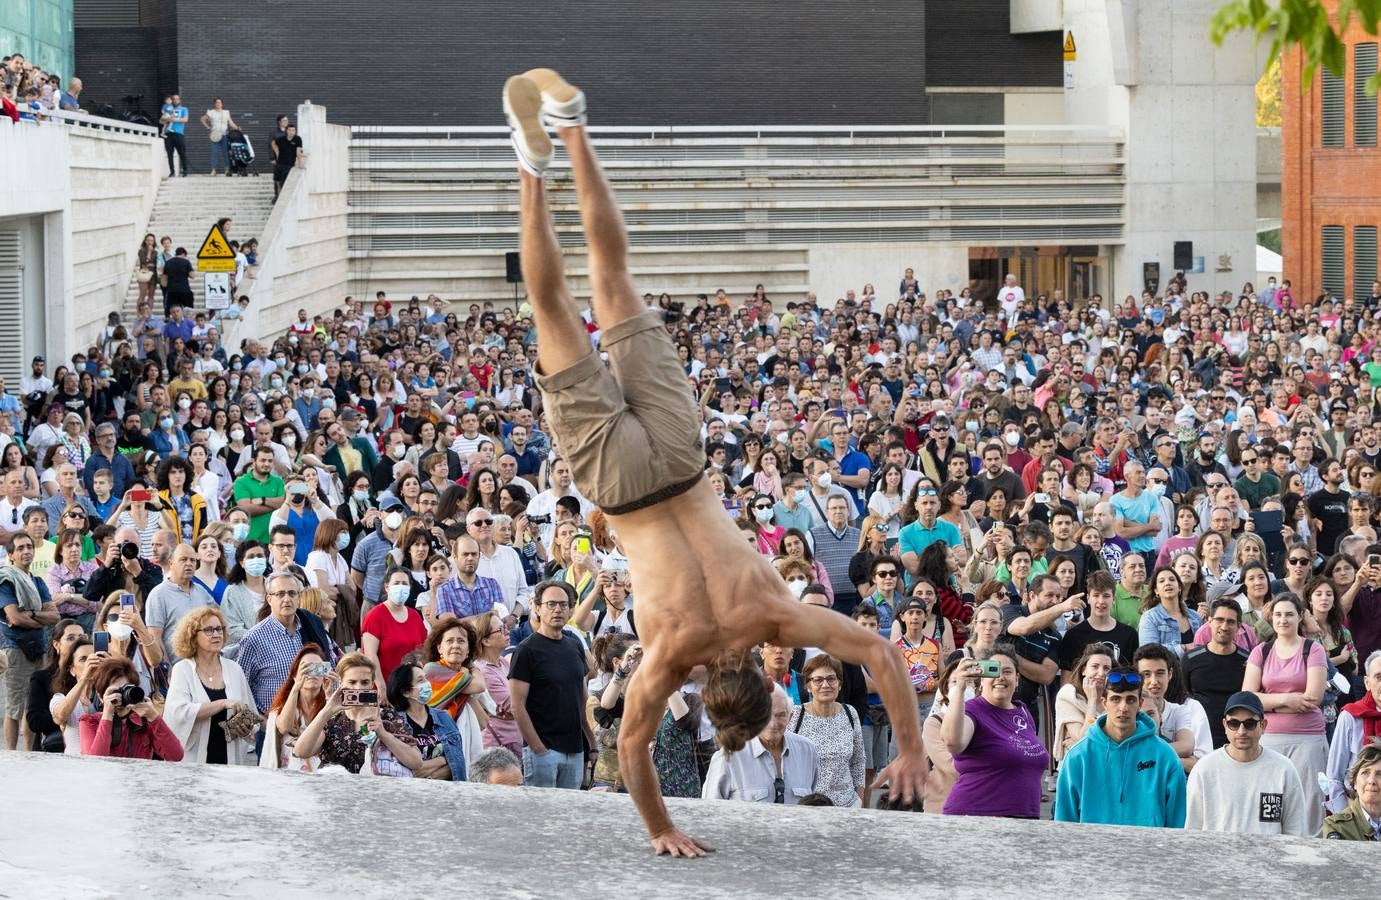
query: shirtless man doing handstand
[{"left": 503, "top": 69, "right": 926, "bottom": 857}]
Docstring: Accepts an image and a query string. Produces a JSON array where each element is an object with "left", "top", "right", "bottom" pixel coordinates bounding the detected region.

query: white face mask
[
  {"left": 230, "top": 428, "right": 245, "bottom": 442},
  {"left": 1004, "top": 432, "right": 1021, "bottom": 447},
  {"left": 816, "top": 473, "right": 832, "bottom": 489},
  {"left": 787, "top": 578, "right": 808, "bottom": 598},
  {"left": 106, "top": 622, "right": 134, "bottom": 642},
  {"left": 384, "top": 512, "right": 404, "bottom": 531},
  {"left": 754, "top": 507, "right": 774, "bottom": 524}
]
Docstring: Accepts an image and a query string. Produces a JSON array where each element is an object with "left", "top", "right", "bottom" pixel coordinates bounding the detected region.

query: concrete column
[{"left": 1063, "top": 0, "right": 1258, "bottom": 298}]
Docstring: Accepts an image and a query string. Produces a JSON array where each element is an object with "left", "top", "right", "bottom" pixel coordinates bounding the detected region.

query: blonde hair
[
  {"left": 171, "top": 605, "right": 227, "bottom": 659},
  {"left": 298, "top": 587, "right": 329, "bottom": 617}
]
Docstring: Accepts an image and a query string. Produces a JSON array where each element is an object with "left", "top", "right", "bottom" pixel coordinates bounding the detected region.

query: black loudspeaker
[
  {"left": 505, "top": 251, "right": 523, "bottom": 284},
  {"left": 1173, "top": 241, "right": 1193, "bottom": 270}
]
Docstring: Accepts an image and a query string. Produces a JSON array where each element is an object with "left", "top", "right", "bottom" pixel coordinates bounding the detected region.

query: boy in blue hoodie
[{"left": 1055, "top": 668, "right": 1187, "bottom": 827}]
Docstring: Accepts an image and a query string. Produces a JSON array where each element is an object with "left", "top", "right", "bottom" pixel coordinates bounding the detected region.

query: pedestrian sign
[
  {"left": 197, "top": 223, "right": 237, "bottom": 273},
  {"left": 1063, "top": 31, "right": 1077, "bottom": 61}
]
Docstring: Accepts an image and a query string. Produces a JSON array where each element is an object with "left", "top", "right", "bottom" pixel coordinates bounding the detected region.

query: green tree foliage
[
  {"left": 1212, "top": 0, "right": 1381, "bottom": 93},
  {"left": 1257, "top": 54, "right": 1282, "bottom": 125}
]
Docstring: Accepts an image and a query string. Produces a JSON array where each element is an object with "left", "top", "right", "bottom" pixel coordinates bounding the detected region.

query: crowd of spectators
[
  {"left": 1, "top": 270, "right": 1380, "bottom": 841},
  {"left": 1, "top": 52, "right": 83, "bottom": 123}
]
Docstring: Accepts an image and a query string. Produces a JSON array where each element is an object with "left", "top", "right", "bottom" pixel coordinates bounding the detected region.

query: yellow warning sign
[
  {"left": 196, "top": 223, "right": 236, "bottom": 272},
  {"left": 1063, "top": 31, "right": 1077, "bottom": 61}
]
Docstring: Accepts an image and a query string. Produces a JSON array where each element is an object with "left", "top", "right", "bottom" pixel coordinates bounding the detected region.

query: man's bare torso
[{"left": 612, "top": 478, "right": 791, "bottom": 668}]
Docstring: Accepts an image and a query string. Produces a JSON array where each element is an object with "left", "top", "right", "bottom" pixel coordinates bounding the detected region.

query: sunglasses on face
[
  {"left": 1288, "top": 557, "right": 1311, "bottom": 566},
  {"left": 1224, "top": 717, "right": 1261, "bottom": 732},
  {"left": 1106, "top": 672, "right": 1142, "bottom": 687}
]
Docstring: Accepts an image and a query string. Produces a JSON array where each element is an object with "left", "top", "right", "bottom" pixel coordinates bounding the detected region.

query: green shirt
[
  {"left": 232, "top": 471, "right": 285, "bottom": 543},
  {"left": 1363, "top": 361, "right": 1381, "bottom": 388},
  {"left": 1234, "top": 472, "right": 1280, "bottom": 510},
  {"left": 1112, "top": 584, "right": 1147, "bottom": 630}
]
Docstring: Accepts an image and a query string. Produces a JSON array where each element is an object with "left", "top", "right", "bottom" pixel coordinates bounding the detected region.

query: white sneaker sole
[
  {"left": 523, "top": 68, "right": 588, "bottom": 127},
  {"left": 503, "top": 76, "right": 553, "bottom": 176}
]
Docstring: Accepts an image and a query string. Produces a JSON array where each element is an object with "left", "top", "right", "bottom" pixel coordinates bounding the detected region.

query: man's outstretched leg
[
  {"left": 505, "top": 75, "right": 593, "bottom": 379},
  {"left": 508, "top": 70, "right": 703, "bottom": 516}
]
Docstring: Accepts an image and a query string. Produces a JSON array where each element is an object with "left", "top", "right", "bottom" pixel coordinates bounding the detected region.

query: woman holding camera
[
  {"left": 293, "top": 651, "right": 422, "bottom": 775},
  {"left": 93, "top": 591, "right": 163, "bottom": 696},
  {"left": 77, "top": 655, "right": 184, "bottom": 760},
  {"left": 261, "top": 643, "right": 331, "bottom": 772},
  {"left": 164, "top": 606, "right": 256, "bottom": 765},
  {"left": 940, "top": 647, "right": 1048, "bottom": 818}
]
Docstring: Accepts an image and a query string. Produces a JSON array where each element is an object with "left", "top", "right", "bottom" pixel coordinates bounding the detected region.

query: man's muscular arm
[
  {"left": 773, "top": 603, "right": 926, "bottom": 802},
  {"left": 617, "top": 656, "right": 712, "bottom": 858}
]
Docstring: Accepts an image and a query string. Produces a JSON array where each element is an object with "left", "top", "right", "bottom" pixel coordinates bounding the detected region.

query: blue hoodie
[{"left": 1055, "top": 711, "right": 1187, "bottom": 828}]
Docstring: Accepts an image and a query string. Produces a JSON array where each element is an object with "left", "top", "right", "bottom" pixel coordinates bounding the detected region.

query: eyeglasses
[
  {"left": 1287, "top": 557, "right": 1311, "bottom": 566},
  {"left": 875, "top": 570, "right": 898, "bottom": 578},
  {"left": 917, "top": 488, "right": 938, "bottom": 497},
  {"left": 1224, "top": 717, "right": 1261, "bottom": 732},
  {"left": 753, "top": 505, "right": 773, "bottom": 512},
  {"left": 268, "top": 590, "right": 300, "bottom": 599},
  {"left": 469, "top": 518, "right": 492, "bottom": 526},
  {"left": 807, "top": 675, "right": 839, "bottom": 687},
  {"left": 773, "top": 776, "right": 785, "bottom": 804},
  {"left": 199, "top": 625, "right": 225, "bottom": 635},
  {"left": 1106, "top": 672, "right": 1142, "bottom": 686},
  {"left": 540, "top": 600, "right": 570, "bottom": 609},
  {"left": 271, "top": 542, "right": 294, "bottom": 550}
]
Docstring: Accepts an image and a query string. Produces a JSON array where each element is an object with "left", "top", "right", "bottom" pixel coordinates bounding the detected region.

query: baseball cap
[
  {"left": 896, "top": 598, "right": 929, "bottom": 617},
  {"left": 377, "top": 493, "right": 405, "bottom": 512},
  {"left": 32, "top": 355, "right": 44, "bottom": 363},
  {"left": 1223, "top": 691, "right": 1265, "bottom": 718}
]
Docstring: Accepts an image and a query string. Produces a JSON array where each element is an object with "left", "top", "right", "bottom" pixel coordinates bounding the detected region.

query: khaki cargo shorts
[{"left": 535, "top": 311, "right": 704, "bottom": 514}]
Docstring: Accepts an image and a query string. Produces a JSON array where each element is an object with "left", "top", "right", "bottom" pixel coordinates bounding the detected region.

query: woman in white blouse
[{"left": 164, "top": 606, "right": 256, "bottom": 765}]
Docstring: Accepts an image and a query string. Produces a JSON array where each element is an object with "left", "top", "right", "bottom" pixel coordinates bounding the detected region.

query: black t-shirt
[
  {"left": 1182, "top": 645, "right": 1250, "bottom": 748},
  {"left": 509, "top": 629, "right": 589, "bottom": 754},
  {"left": 1048, "top": 543, "right": 1097, "bottom": 590},
  {"left": 204, "top": 684, "right": 228, "bottom": 765},
  {"left": 163, "top": 256, "right": 194, "bottom": 291},
  {"left": 1000, "top": 604, "right": 1059, "bottom": 706},
  {"left": 976, "top": 469, "right": 1026, "bottom": 503},
  {"left": 1057, "top": 618, "right": 1139, "bottom": 670},
  {"left": 1306, "top": 487, "right": 1350, "bottom": 556},
  {"left": 273, "top": 135, "right": 302, "bottom": 168}
]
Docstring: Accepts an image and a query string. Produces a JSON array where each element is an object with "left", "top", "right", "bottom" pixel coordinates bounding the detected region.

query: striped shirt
[{"left": 434, "top": 573, "right": 506, "bottom": 619}]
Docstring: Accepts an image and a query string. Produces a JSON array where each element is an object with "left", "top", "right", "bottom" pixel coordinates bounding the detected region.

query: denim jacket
[
  {"left": 429, "top": 707, "right": 467, "bottom": 782},
  {"left": 1137, "top": 605, "right": 1203, "bottom": 657}
]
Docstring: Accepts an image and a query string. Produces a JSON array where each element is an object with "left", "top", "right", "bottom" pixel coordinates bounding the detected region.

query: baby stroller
[{"left": 227, "top": 129, "right": 256, "bottom": 176}]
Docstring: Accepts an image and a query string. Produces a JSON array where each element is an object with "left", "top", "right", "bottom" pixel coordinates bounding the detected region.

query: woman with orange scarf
[{"left": 420, "top": 615, "right": 492, "bottom": 770}]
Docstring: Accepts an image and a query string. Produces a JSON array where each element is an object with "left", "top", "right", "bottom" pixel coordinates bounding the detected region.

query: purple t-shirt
[{"left": 942, "top": 696, "right": 1048, "bottom": 818}]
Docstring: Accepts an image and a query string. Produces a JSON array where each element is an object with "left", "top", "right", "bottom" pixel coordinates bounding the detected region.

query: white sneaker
[
  {"left": 523, "top": 68, "right": 587, "bottom": 128},
  {"left": 503, "top": 75, "right": 553, "bottom": 176}
]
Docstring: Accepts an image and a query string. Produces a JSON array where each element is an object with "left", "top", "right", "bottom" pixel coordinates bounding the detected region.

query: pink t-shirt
[{"left": 1248, "top": 639, "right": 1326, "bottom": 734}]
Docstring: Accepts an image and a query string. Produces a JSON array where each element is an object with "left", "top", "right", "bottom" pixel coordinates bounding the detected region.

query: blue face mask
[
  {"left": 1147, "top": 483, "right": 1166, "bottom": 499},
  {"left": 415, "top": 681, "right": 433, "bottom": 704},
  {"left": 336, "top": 532, "right": 351, "bottom": 551},
  {"left": 244, "top": 557, "right": 267, "bottom": 577},
  {"left": 159, "top": 416, "right": 174, "bottom": 430},
  {"left": 353, "top": 490, "right": 370, "bottom": 504}
]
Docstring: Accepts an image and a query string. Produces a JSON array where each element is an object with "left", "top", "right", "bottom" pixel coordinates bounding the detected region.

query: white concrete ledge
[{"left": 0, "top": 752, "right": 1368, "bottom": 900}]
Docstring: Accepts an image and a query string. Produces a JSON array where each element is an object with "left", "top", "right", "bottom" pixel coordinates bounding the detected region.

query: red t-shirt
[{"left": 361, "top": 604, "right": 427, "bottom": 680}]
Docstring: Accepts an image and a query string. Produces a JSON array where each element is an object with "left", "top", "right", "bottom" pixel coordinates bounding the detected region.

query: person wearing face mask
[
  {"left": 770, "top": 472, "right": 815, "bottom": 537},
  {"left": 149, "top": 407, "right": 190, "bottom": 460},
  {"left": 743, "top": 492, "right": 785, "bottom": 555},
  {"left": 389, "top": 661, "right": 469, "bottom": 780},
  {"left": 362, "top": 569, "right": 428, "bottom": 685},
  {"left": 270, "top": 472, "right": 336, "bottom": 566},
  {"left": 350, "top": 498, "right": 407, "bottom": 621},
  {"left": 219, "top": 422, "right": 253, "bottom": 478},
  {"left": 293, "top": 378, "right": 324, "bottom": 431},
  {"left": 801, "top": 457, "right": 854, "bottom": 532}
]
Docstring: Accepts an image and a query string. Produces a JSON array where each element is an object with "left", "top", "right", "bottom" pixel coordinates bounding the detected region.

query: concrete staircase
[{"left": 119, "top": 175, "right": 276, "bottom": 320}]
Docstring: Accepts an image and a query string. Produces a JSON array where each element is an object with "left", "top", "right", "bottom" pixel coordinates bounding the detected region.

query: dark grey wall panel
[
  {"left": 926, "top": 1, "right": 1061, "bottom": 87},
  {"left": 163, "top": 0, "right": 930, "bottom": 170},
  {"left": 72, "top": 26, "right": 159, "bottom": 116}
]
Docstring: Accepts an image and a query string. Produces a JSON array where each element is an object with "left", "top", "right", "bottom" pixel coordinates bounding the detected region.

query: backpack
[
  {"left": 1258, "top": 637, "right": 1341, "bottom": 706},
  {"left": 793, "top": 702, "right": 856, "bottom": 733}
]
